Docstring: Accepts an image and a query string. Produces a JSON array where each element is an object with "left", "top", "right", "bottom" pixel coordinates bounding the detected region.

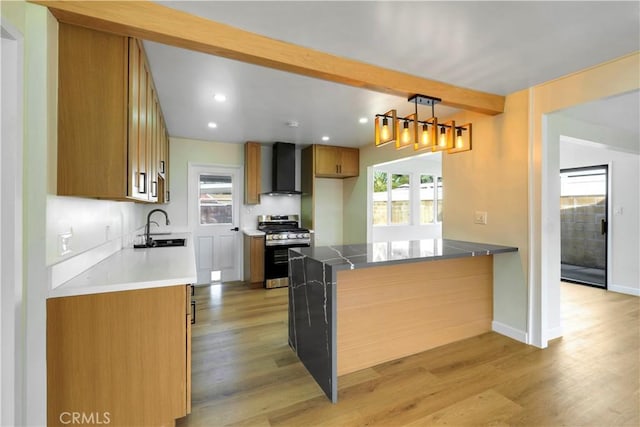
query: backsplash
[
  {"left": 242, "top": 194, "right": 301, "bottom": 228},
  {"left": 46, "top": 195, "right": 146, "bottom": 266}
]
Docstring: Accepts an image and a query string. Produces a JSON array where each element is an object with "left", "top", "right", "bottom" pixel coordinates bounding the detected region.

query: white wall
[
  {"left": 313, "top": 178, "right": 343, "bottom": 246},
  {"left": 371, "top": 152, "right": 443, "bottom": 242},
  {"left": 559, "top": 136, "right": 640, "bottom": 295}
]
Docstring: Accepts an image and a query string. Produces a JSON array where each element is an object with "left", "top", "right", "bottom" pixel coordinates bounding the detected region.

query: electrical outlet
[
  {"left": 474, "top": 211, "right": 488, "bottom": 225},
  {"left": 58, "top": 231, "right": 73, "bottom": 256}
]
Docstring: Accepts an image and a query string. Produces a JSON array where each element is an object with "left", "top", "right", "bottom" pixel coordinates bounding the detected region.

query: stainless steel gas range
[{"left": 257, "top": 215, "right": 310, "bottom": 289}]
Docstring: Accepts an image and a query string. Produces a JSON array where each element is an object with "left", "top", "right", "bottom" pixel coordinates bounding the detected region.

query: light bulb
[
  {"left": 439, "top": 127, "right": 446, "bottom": 147},
  {"left": 402, "top": 121, "right": 410, "bottom": 143},
  {"left": 381, "top": 117, "right": 390, "bottom": 140},
  {"left": 421, "top": 124, "right": 429, "bottom": 145},
  {"left": 456, "top": 128, "right": 463, "bottom": 148}
]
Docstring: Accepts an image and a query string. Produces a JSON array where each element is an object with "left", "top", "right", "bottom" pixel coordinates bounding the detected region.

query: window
[
  {"left": 199, "top": 174, "right": 233, "bottom": 224},
  {"left": 420, "top": 175, "right": 435, "bottom": 224},
  {"left": 372, "top": 169, "right": 443, "bottom": 226},
  {"left": 373, "top": 171, "right": 388, "bottom": 225},
  {"left": 437, "top": 177, "right": 443, "bottom": 222},
  {"left": 391, "top": 174, "right": 410, "bottom": 224}
]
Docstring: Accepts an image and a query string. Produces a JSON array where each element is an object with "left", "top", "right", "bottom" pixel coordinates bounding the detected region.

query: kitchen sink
[{"left": 134, "top": 238, "right": 186, "bottom": 249}]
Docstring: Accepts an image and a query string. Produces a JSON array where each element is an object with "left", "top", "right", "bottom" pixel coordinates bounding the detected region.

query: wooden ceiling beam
[{"left": 31, "top": 0, "right": 505, "bottom": 115}]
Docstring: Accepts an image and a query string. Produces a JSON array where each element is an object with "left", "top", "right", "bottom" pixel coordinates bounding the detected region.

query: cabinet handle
[
  {"left": 191, "top": 300, "right": 196, "bottom": 324},
  {"left": 151, "top": 180, "right": 158, "bottom": 198},
  {"left": 166, "top": 191, "right": 170, "bottom": 202},
  {"left": 160, "top": 160, "right": 165, "bottom": 174},
  {"left": 139, "top": 172, "right": 146, "bottom": 194}
]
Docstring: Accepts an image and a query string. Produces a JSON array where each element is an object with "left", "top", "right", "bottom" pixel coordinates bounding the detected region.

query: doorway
[
  {"left": 560, "top": 165, "right": 608, "bottom": 288},
  {"left": 188, "top": 164, "right": 243, "bottom": 284}
]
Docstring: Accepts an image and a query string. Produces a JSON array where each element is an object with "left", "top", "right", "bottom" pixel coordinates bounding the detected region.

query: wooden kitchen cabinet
[
  {"left": 313, "top": 144, "right": 359, "bottom": 178},
  {"left": 244, "top": 142, "right": 261, "bottom": 204},
  {"left": 243, "top": 234, "right": 265, "bottom": 286},
  {"left": 47, "top": 285, "right": 191, "bottom": 426},
  {"left": 57, "top": 23, "right": 169, "bottom": 202}
]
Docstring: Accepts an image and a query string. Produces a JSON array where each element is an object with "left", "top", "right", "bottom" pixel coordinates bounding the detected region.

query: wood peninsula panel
[
  {"left": 33, "top": 0, "right": 504, "bottom": 115},
  {"left": 336, "top": 256, "right": 493, "bottom": 376},
  {"left": 47, "top": 285, "right": 188, "bottom": 426}
]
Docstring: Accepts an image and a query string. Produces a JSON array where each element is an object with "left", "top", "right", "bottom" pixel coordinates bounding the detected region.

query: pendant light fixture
[
  {"left": 375, "top": 94, "right": 472, "bottom": 154},
  {"left": 374, "top": 109, "right": 398, "bottom": 146}
]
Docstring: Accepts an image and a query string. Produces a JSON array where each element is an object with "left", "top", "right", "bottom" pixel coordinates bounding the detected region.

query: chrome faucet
[{"left": 146, "top": 209, "right": 170, "bottom": 246}]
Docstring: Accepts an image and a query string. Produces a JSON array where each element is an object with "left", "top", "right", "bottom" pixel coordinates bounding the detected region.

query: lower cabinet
[
  {"left": 47, "top": 285, "right": 192, "bottom": 426},
  {"left": 244, "top": 234, "right": 265, "bottom": 286}
]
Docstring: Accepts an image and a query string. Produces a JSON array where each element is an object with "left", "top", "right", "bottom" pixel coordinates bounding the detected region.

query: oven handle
[{"left": 265, "top": 241, "right": 311, "bottom": 247}]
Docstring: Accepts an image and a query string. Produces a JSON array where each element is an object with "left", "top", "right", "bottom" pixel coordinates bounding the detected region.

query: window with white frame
[{"left": 373, "top": 170, "right": 443, "bottom": 226}]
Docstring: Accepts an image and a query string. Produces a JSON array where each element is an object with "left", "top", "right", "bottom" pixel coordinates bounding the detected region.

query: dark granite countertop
[{"left": 290, "top": 239, "right": 518, "bottom": 271}]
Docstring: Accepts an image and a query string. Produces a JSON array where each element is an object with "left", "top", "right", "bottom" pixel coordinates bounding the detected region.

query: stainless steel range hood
[{"left": 263, "top": 142, "right": 301, "bottom": 195}]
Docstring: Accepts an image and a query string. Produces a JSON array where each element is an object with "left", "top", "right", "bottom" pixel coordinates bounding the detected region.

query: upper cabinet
[
  {"left": 244, "top": 142, "right": 261, "bottom": 205},
  {"left": 313, "top": 145, "right": 359, "bottom": 178},
  {"left": 57, "top": 23, "right": 169, "bottom": 202}
]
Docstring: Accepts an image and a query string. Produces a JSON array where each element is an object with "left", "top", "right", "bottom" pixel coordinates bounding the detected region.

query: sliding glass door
[{"left": 560, "top": 166, "right": 608, "bottom": 288}]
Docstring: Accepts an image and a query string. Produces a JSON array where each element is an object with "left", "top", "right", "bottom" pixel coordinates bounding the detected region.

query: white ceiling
[{"left": 144, "top": 1, "right": 640, "bottom": 147}]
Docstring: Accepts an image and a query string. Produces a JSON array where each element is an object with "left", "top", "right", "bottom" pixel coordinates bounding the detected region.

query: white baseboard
[
  {"left": 492, "top": 321, "right": 528, "bottom": 344},
  {"left": 609, "top": 284, "right": 640, "bottom": 296},
  {"left": 546, "top": 326, "right": 563, "bottom": 341}
]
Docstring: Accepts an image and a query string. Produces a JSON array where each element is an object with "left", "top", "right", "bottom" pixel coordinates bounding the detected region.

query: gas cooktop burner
[{"left": 257, "top": 214, "right": 311, "bottom": 246}]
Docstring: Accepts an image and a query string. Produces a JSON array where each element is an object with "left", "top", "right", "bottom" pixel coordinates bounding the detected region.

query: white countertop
[
  {"left": 49, "top": 234, "right": 197, "bottom": 298},
  {"left": 243, "top": 229, "right": 265, "bottom": 237}
]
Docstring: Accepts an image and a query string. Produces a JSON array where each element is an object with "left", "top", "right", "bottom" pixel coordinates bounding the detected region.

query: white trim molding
[
  {"left": 609, "top": 284, "right": 640, "bottom": 297},
  {"left": 492, "top": 321, "right": 529, "bottom": 344}
]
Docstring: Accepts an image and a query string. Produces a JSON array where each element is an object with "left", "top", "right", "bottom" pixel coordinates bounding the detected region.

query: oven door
[{"left": 264, "top": 243, "right": 309, "bottom": 288}]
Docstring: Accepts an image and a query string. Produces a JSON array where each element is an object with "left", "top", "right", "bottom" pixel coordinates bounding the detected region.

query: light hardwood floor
[{"left": 177, "top": 282, "right": 639, "bottom": 426}]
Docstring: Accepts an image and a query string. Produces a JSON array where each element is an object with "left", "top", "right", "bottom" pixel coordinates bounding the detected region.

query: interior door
[
  {"left": 560, "top": 165, "right": 608, "bottom": 288},
  {"left": 188, "top": 164, "right": 242, "bottom": 284}
]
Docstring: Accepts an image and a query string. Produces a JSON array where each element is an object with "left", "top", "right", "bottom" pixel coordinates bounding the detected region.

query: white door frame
[
  {"left": 1, "top": 18, "right": 25, "bottom": 427},
  {"left": 187, "top": 163, "right": 243, "bottom": 284}
]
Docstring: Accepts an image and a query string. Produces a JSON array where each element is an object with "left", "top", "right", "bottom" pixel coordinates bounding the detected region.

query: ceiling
[{"left": 144, "top": 1, "right": 640, "bottom": 147}]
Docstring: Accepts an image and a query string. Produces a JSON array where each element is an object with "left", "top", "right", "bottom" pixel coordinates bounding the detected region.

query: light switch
[{"left": 474, "top": 211, "right": 488, "bottom": 225}]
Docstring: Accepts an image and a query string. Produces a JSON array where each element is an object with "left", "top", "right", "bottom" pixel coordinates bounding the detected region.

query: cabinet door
[
  {"left": 47, "top": 286, "right": 188, "bottom": 426},
  {"left": 314, "top": 145, "right": 340, "bottom": 177},
  {"left": 163, "top": 128, "right": 171, "bottom": 202},
  {"left": 128, "top": 39, "right": 150, "bottom": 200},
  {"left": 147, "top": 88, "right": 159, "bottom": 202},
  {"left": 58, "top": 23, "right": 128, "bottom": 199},
  {"left": 339, "top": 147, "right": 360, "bottom": 177},
  {"left": 244, "top": 142, "right": 261, "bottom": 204},
  {"left": 250, "top": 236, "right": 265, "bottom": 283},
  {"left": 185, "top": 285, "right": 192, "bottom": 414}
]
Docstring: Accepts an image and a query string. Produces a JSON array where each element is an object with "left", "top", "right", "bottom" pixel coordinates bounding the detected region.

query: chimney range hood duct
[{"left": 265, "top": 142, "right": 301, "bottom": 195}]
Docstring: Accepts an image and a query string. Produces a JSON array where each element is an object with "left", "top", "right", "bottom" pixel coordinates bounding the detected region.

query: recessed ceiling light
[
  {"left": 207, "top": 122, "right": 217, "bottom": 129},
  {"left": 213, "top": 94, "right": 226, "bottom": 102},
  {"left": 321, "top": 136, "right": 330, "bottom": 141},
  {"left": 359, "top": 117, "right": 369, "bottom": 124}
]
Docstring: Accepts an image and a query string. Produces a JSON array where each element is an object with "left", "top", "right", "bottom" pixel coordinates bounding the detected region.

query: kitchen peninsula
[{"left": 288, "top": 239, "right": 518, "bottom": 402}]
